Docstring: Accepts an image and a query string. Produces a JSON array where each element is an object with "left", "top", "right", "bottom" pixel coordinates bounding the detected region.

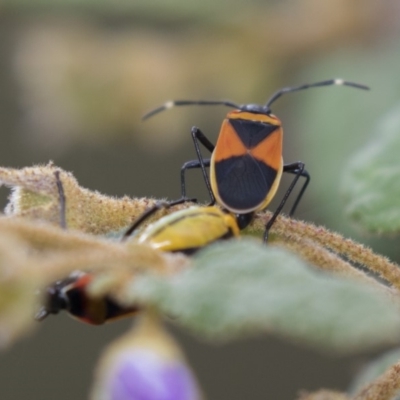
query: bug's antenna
[
  {"left": 265, "top": 79, "right": 370, "bottom": 109},
  {"left": 54, "top": 170, "right": 67, "bottom": 230},
  {"left": 142, "top": 100, "right": 241, "bottom": 120}
]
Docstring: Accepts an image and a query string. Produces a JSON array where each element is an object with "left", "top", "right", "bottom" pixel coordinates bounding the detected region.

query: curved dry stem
[
  {"left": 0, "top": 217, "right": 122, "bottom": 253},
  {"left": 36, "top": 244, "right": 167, "bottom": 283},
  {"left": 251, "top": 212, "right": 400, "bottom": 291},
  {"left": 274, "top": 237, "right": 395, "bottom": 297},
  {"left": 0, "top": 164, "right": 159, "bottom": 234},
  {"left": 0, "top": 217, "right": 189, "bottom": 291}
]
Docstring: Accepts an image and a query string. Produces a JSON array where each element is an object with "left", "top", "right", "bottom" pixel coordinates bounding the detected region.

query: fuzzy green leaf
[
  {"left": 342, "top": 103, "right": 400, "bottom": 233},
  {"left": 127, "top": 239, "right": 400, "bottom": 353}
]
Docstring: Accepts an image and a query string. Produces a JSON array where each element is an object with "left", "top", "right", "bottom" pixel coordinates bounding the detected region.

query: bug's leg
[
  {"left": 37, "top": 171, "right": 68, "bottom": 322},
  {"left": 122, "top": 202, "right": 170, "bottom": 240},
  {"left": 54, "top": 170, "right": 67, "bottom": 230},
  {"left": 180, "top": 158, "right": 212, "bottom": 202},
  {"left": 283, "top": 162, "right": 310, "bottom": 216},
  {"left": 263, "top": 162, "right": 307, "bottom": 243},
  {"left": 122, "top": 197, "right": 195, "bottom": 241},
  {"left": 180, "top": 126, "right": 215, "bottom": 204}
]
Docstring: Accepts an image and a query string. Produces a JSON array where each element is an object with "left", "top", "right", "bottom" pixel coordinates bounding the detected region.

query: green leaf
[
  {"left": 128, "top": 239, "right": 400, "bottom": 353},
  {"left": 342, "top": 103, "right": 400, "bottom": 233},
  {"left": 349, "top": 347, "right": 400, "bottom": 399}
]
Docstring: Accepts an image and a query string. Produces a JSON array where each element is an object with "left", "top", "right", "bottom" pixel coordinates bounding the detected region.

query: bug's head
[
  {"left": 35, "top": 279, "right": 71, "bottom": 321},
  {"left": 238, "top": 103, "right": 271, "bottom": 115},
  {"left": 35, "top": 271, "right": 86, "bottom": 321}
]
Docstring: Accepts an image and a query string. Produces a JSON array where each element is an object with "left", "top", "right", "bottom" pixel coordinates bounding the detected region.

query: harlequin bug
[{"left": 143, "top": 79, "right": 369, "bottom": 240}]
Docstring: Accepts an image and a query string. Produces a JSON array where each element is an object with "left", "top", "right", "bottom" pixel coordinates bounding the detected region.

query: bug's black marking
[
  {"left": 104, "top": 299, "right": 139, "bottom": 321},
  {"left": 67, "top": 285, "right": 86, "bottom": 318},
  {"left": 229, "top": 119, "right": 279, "bottom": 149},
  {"left": 215, "top": 156, "right": 277, "bottom": 210}
]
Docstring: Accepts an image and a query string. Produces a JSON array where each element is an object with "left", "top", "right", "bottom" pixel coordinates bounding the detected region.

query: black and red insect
[
  {"left": 35, "top": 270, "right": 140, "bottom": 325},
  {"left": 144, "top": 79, "right": 369, "bottom": 240}
]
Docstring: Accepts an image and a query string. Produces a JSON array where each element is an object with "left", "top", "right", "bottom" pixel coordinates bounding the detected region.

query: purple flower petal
[{"left": 108, "top": 349, "right": 200, "bottom": 400}]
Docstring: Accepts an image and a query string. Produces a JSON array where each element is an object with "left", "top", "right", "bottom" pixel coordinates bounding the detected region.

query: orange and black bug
[{"left": 143, "top": 79, "right": 369, "bottom": 240}]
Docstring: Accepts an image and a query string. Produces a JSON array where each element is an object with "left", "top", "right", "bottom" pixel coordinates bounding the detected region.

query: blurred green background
[{"left": 1, "top": 1, "right": 400, "bottom": 399}]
